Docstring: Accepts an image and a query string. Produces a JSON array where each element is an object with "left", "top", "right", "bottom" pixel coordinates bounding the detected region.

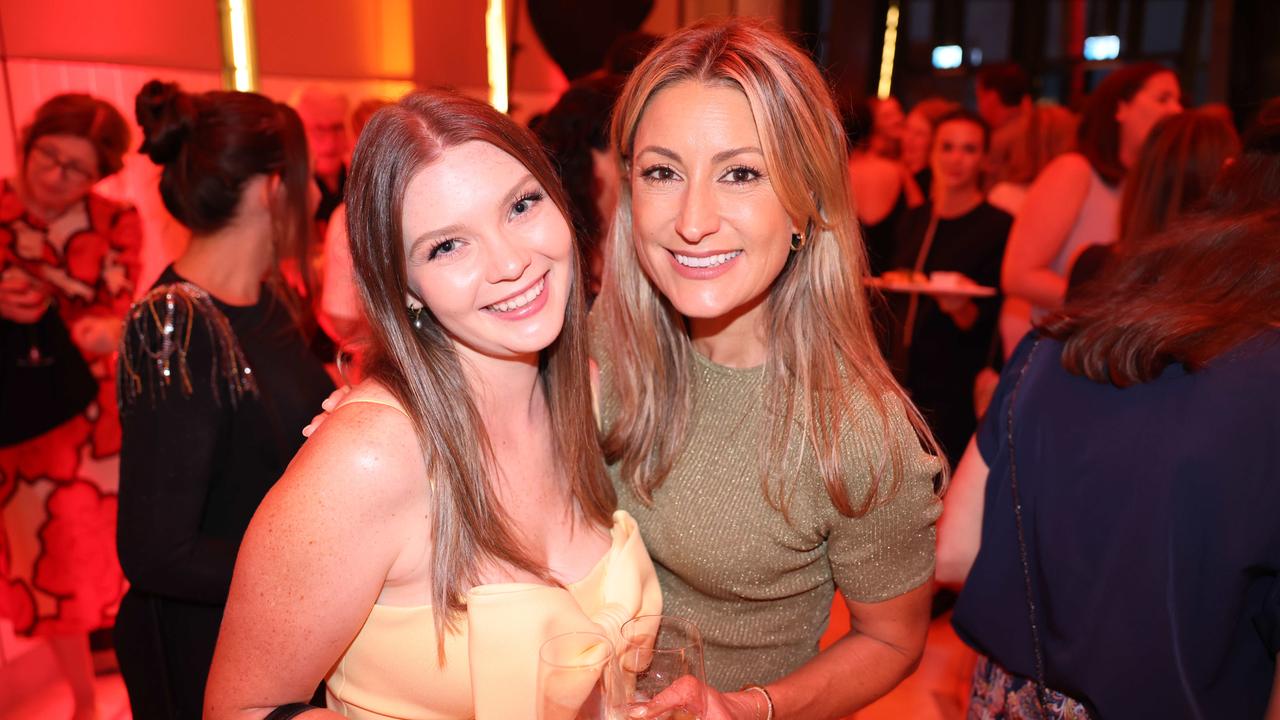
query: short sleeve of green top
[{"left": 589, "top": 312, "right": 942, "bottom": 690}]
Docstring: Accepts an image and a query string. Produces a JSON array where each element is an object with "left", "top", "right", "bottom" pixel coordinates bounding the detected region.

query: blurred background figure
[
  {"left": 882, "top": 109, "right": 1011, "bottom": 468},
  {"left": 867, "top": 95, "right": 906, "bottom": 159},
  {"left": 975, "top": 64, "right": 1029, "bottom": 134},
  {"left": 1068, "top": 110, "right": 1240, "bottom": 296},
  {"left": 846, "top": 98, "right": 923, "bottom": 277},
  {"left": 902, "top": 97, "right": 962, "bottom": 201},
  {"left": 291, "top": 85, "right": 350, "bottom": 365},
  {"left": 349, "top": 97, "right": 392, "bottom": 140},
  {"left": 532, "top": 74, "right": 624, "bottom": 302},
  {"left": 974, "top": 64, "right": 1032, "bottom": 188},
  {"left": 938, "top": 103, "right": 1280, "bottom": 719},
  {"left": 319, "top": 96, "right": 395, "bottom": 354},
  {"left": 0, "top": 92, "right": 138, "bottom": 720},
  {"left": 1001, "top": 62, "right": 1181, "bottom": 325},
  {"left": 601, "top": 30, "right": 660, "bottom": 76},
  {"left": 115, "top": 80, "right": 333, "bottom": 719},
  {"left": 985, "top": 103, "right": 1078, "bottom": 361},
  {"left": 985, "top": 104, "right": 1078, "bottom": 217},
  {"left": 293, "top": 85, "right": 351, "bottom": 235}
]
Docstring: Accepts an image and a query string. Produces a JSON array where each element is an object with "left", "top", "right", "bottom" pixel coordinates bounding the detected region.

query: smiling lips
[
  {"left": 674, "top": 250, "right": 741, "bottom": 268},
  {"left": 483, "top": 273, "right": 548, "bottom": 317},
  {"left": 668, "top": 249, "right": 742, "bottom": 279}
]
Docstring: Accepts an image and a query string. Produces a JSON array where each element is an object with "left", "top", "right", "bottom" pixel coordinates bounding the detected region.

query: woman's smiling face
[
  {"left": 628, "top": 81, "right": 795, "bottom": 321},
  {"left": 402, "top": 140, "right": 573, "bottom": 360}
]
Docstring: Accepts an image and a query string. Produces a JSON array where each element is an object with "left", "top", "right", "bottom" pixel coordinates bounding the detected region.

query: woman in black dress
[
  {"left": 883, "top": 109, "right": 1012, "bottom": 467},
  {"left": 114, "top": 81, "right": 334, "bottom": 719}
]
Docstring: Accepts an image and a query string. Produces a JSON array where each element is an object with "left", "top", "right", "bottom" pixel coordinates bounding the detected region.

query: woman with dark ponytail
[{"left": 115, "top": 80, "right": 334, "bottom": 719}]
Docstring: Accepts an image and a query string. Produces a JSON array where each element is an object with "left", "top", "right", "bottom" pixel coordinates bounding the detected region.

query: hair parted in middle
[
  {"left": 598, "top": 17, "right": 945, "bottom": 519},
  {"left": 344, "top": 88, "right": 613, "bottom": 658},
  {"left": 932, "top": 107, "right": 992, "bottom": 152}
]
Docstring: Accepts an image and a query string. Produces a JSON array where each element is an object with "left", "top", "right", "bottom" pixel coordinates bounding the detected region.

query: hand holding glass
[{"left": 614, "top": 615, "right": 706, "bottom": 720}]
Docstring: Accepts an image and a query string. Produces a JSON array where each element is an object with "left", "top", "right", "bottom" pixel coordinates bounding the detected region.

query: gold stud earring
[{"left": 790, "top": 232, "right": 806, "bottom": 251}]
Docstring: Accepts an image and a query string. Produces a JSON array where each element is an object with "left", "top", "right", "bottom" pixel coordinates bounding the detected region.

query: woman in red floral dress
[{"left": 0, "top": 93, "right": 138, "bottom": 720}]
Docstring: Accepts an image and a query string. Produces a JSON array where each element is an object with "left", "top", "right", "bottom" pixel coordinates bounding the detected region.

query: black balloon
[{"left": 526, "top": 0, "right": 654, "bottom": 80}]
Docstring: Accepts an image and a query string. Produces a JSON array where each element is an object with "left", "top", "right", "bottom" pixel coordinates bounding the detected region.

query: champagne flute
[
  {"left": 614, "top": 615, "right": 706, "bottom": 720},
  {"left": 538, "top": 630, "right": 615, "bottom": 720}
]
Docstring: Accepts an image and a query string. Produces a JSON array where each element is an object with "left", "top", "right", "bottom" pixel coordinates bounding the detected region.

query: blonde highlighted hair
[{"left": 597, "top": 18, "right": 944, "bottom": 517}]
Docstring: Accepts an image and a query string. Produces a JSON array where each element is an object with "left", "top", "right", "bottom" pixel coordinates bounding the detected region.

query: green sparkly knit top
[{"left": 591, "top": 318, "right": 943, "bottom": 691}]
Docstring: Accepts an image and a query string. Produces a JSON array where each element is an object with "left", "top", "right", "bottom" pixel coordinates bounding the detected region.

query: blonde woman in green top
[{"left": 591, "top": 18, "right": 946, "bottom": 720}]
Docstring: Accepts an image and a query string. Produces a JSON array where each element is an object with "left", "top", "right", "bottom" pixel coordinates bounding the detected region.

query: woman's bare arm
[
  {"left": 935, "top": 436, "right": 990, "bottom": 588},
  {"left": 1001, "top": 153, "right": 1093, "bottom": 310},
  {"left": 205, "top": 403, "right": 428, "bottom": 719}
]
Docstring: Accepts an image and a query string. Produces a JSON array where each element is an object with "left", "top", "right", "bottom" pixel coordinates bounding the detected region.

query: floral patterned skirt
[
  {"left": 969, "top": 653, "right": 1093, "bottom": 720},
  {"left": 0, "top": 367, "right": 125, "bottom": 636}
]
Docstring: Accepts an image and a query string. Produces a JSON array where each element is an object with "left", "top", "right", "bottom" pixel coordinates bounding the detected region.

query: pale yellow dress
[{"left": 324, "top": 509, "right": 662, "bottom": 719}]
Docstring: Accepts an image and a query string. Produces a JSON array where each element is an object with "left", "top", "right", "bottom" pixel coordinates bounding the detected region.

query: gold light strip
[
  {"left": 486, "top": 0, "right": 509, "bottom": 112},
  {"left": 876, "top": 3, "right": 901, "bottom": 100},
  {"left": 220, "top": 0, "right": 259, "bottom": 92}
]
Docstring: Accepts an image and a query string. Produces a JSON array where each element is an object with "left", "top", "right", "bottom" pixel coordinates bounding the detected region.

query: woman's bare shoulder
[
  {"left": 286, "top": 379, "right": 427, "bottom": 513},
  {"left": 1037, "top": 152, "right": 1093, "bottom": 185}
]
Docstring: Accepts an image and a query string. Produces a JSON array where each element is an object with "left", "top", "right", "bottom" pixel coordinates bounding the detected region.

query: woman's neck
[
  {"left": 933, "top": 184, "right": 984, "bottom": 219},
  {"left": 1119, "top": 137, "right": 1141, "bottom": 175},
  {"left": 13, "top": 176, "right": 76, "bottom": 222},
  {"left": 687, "top": 295, "right": 769, "bottom": 368},
  {"left": 459, "top": 347, "right": 546, "bottom": 427},
  {"left": 174, "top": 222, "right": 273, "bottom": 306}
]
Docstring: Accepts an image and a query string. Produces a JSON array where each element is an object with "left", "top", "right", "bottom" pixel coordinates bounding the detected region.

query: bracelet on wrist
[{"left": 739, "top": 684, "right": 775, "bottom": 720}]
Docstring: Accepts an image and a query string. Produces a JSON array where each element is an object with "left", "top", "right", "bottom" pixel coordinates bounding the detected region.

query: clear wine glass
[
  {"left": 537, "top": 630, "right": 615, "bottom": 720},
  {"left": 614, "top": 615, "right": 706, "bottom": 720}
]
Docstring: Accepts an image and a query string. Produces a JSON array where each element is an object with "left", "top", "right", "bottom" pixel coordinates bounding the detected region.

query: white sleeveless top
[
  {"left": 1031, "top": 164, "right": 1120, "bottom": 320},
  {"left": 1051, "top": 165, "right": 1120, "bottom": 275}
]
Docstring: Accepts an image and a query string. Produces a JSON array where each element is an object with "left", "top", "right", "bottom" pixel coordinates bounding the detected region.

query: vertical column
[{"left": 219, "top": 0, "right": 259, "bottom": 91}]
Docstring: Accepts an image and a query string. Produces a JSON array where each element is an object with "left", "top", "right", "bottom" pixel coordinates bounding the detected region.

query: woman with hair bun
[
  {"left": 0, "top": 91, "right": 137, "bottom": 720},
  {"left": 115, "top": 80, "right": 334, "bottom": 718}
]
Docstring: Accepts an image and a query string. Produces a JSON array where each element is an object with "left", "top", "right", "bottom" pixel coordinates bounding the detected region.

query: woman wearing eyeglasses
[{"left": 0, "top": 92, "right": 139, "bottom": 720}]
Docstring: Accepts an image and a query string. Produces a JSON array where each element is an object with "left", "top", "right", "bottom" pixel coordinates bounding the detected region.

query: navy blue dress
[{"left": 953, "top": 331, "right": 1280, "bottom": 718}]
